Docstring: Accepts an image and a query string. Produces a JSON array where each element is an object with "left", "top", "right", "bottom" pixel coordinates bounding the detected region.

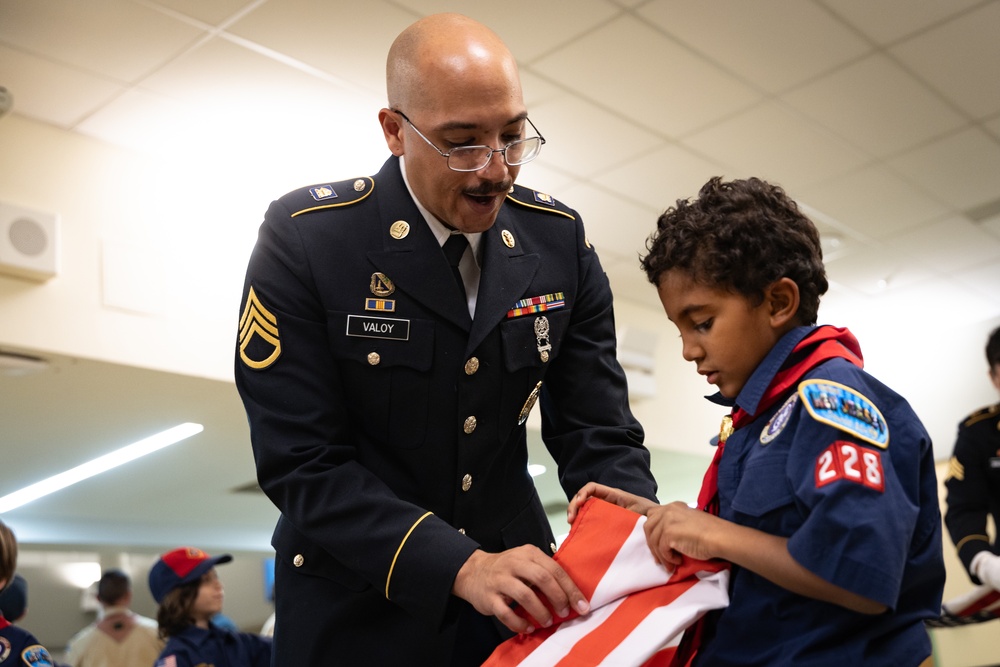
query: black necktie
[{"left": 442, "top": 234, "right": 469, "bottom": 299}]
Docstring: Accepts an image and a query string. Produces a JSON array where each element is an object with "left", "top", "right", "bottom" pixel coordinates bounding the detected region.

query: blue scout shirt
[
  {"left": 0, "top": 618, "right": 54, "bottom": 666},
  {"left": 694, "top": 326, "right": 944, "bottom": 667},
  {"left": 155, "top": 622, "right": 271, "bottom": 667}
]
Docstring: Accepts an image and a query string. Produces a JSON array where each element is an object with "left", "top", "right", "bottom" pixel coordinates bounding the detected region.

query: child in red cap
[{"left": 149, "top": 547, "right": 271, "bottom": 667}]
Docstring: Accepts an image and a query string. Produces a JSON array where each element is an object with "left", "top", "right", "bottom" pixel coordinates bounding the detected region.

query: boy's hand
[
  {"left": 567, "top": 482, "right": 658, "bottom": 523},
  {"left": 644, "top": 501, "right": 724, "bottom": 565}
]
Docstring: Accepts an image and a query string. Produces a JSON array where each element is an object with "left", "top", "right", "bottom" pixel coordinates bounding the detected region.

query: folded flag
[
  {"left": 925, "top": 584, "right": 1000, "bottom": 627},
  {"left": 483, "top": 498, "right": 730, "bottom": 667}
]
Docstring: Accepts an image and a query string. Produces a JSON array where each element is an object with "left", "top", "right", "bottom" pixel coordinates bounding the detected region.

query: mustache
[{"left": 465, "top": 180, "right": 513, "bottom": 197}]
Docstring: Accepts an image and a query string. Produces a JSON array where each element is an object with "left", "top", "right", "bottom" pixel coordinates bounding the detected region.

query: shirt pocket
[
  {"left": 500, "top": 309, "right": 571, "bottom": 372},
  {"left": 729, "top": 457, "right": 796, "bottom": 530},
  {"left": 327, "top": 312, "right": 435, "bottom": 449}
]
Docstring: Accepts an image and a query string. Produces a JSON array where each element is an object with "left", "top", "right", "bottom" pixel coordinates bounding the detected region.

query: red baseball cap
[{"left": 148, "top": 547, "right": 232, "bottom": 603}]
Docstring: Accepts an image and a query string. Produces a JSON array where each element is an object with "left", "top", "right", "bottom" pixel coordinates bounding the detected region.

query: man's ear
[
  {"left": 989, "top": 366, "right": 1000, "bottom": 393},
  {"left": 379, "top": 108, "right": 405, "bottom": 156},
  {"left": 766, "top": 277, "right": 800, "bottom": 328}
]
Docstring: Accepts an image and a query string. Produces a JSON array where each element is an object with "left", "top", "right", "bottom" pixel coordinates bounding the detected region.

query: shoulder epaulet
[
  {"left": 282, "top": 177, "right": 375, "bottom": 218},
  {"left": 505, "top": 185, "right": 576, "bottom": 220},
  {"left": 962, "top": 403, "right": 1000, "bottom": 428}
]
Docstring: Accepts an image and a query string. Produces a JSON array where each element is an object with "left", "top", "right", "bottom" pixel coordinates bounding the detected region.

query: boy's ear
[{"left": 766, "top": 278, "right": 800, "bottom": 328}]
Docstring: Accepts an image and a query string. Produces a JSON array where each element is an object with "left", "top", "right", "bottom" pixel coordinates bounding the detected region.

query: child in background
[
  {"left": 149, "top": 547, "right": 271, "bottom": 667},
  {"left": 568, "top": 177, "right": 944, "bottom": 666},
  {"left": 0, "top": 519, "right": 56, "bottom": 666}
]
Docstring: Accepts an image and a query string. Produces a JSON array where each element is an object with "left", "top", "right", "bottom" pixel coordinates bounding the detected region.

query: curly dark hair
[
  {"left": 640, "top": 176, "right": 828, "bottom": 324},
  {"left": 157, "top": 577, "right": 201, "bottom": 639}
]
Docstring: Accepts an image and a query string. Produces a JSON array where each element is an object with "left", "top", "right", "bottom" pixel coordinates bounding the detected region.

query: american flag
[{"left": 483, "top": 498, "right": 729, "bottom": 667}]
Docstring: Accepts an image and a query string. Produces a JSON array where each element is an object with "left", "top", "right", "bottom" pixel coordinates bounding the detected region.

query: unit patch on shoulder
[
  {"left": 22, "top": 644, "right": 54, "bottom": 666},
  {"left": 239, "top": 286, "right": 281, "bottom": 370},
  {"left": 505, "top": 187, "right": 576, "bottom": 220},
  {"left": 761, "top": 393, "right": 798, "bottom": 445},
  {"left": 798, "top": 379, "right": 888, "bottom": 448},
  {"left": 309, "top": 185, "right": 338, "bottom": 201}
]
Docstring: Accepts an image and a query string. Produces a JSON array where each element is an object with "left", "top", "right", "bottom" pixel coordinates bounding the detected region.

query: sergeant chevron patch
[{"left": 239, "top": 286, "right": 281, "bottom": 370}]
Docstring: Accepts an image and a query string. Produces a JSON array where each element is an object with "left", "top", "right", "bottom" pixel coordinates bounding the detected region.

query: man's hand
[
  {"left": 451, "top": 546, "right": 590, "bottom": 634},
  {"left": 972, "top": 551, "right": 1000, "bottom": 590},
  {"left": 566, "top": 482, "right": 658, "bottom": 523}
]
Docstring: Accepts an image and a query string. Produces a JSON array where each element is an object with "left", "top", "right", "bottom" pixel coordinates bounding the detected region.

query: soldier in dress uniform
[
  {"left": 234, "top": 13, "right": 658, "bottom": 666},
  {"left": 945, "top": 325, "right": 1000, "bottom": 592}
]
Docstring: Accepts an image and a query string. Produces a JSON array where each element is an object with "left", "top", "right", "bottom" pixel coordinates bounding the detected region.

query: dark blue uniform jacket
[{"left": 235, "top": 156, "right": 657, "bottom": 664}]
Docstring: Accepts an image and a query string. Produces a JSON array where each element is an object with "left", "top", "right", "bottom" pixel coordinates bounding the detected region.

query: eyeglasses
[{"left": 394, "top": 110, "right": 545, "bottom": 172}]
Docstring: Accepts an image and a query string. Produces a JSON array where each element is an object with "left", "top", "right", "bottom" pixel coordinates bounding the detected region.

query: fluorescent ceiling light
[{"left": 0, "top": 422, "right": 203, "bottom": 514}]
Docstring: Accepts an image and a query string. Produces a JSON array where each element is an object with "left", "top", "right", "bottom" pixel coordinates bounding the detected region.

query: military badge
[
  {"left": 238, "top": 286, "right": 281, "bottom": 370},
  {"left": 798, "top": 379, "right": 888, "bottom": 448},
  {"left": 534, "top": 316, "right": 551, "bottom": 363},
  {"left": 309, "top": 185, "right": 338, "bottom": 201},
  {"left": 761, "top": 394, "right": 797, "bottom": 445},
  {"left": 501, "top": 229, "right": 516, "bottom": 248},
  {"left": 389, "top": 220, "right": 410, "bottom": 239},
  {"left": 370, "top": 273, "right": 395, "bottom": 297},
  {"left": 353, "top": 179, "right": 367, "bottom": 192},
  {"left": 506, "top": 292, "right": 565, "bottom": 318},
  {"left": 365, "top": 298, "right": 395, "bottom": 312},
  {"left": 533, "top": 191, "right": 555, "bottom": 205},
  {"left": 519, "top": 381, "right": 543, "bottom": 425}
]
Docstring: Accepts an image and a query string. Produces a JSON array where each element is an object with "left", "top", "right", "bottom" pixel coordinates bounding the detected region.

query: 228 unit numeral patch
[{"left": 815, "top": 441, "right": 885, "bottom": 493}]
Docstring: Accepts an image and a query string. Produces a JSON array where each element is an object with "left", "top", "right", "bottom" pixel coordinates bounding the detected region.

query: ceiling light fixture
[{"left": 0, "top": 422, "right": 203, "bottom": 514}]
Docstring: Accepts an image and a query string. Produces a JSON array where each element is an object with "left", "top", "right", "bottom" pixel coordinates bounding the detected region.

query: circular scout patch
[{"left": 761, "top": 393, "right": 798, "bottom": 445}]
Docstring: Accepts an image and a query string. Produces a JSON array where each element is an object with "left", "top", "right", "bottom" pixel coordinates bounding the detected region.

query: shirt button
[
  {"left": 461, "top": 474, "right": 472, "bottom": 492},
  {"left": 550, "top": 542, "right": 558, "bottom": 554},
  {"left": 463, "top": 416, "right": 477, "bottom": 434},
  {"left": 367, "top": 352, "right": 380, "bottom": 366},
  {"left": 464, "top": 357, "right": 480, "bottom": 375},
  {"left": 293, "top": 554, "right": 305, "bottom": 567}
]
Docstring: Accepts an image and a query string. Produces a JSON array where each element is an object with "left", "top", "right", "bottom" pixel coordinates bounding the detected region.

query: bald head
[{"left": 387, "top": 13, "right": 521, "bottom": 114}]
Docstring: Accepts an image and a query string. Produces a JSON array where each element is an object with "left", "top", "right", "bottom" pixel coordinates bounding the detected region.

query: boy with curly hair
[{"left": 569, "top": 177, "right": 945, "bottom": 665}]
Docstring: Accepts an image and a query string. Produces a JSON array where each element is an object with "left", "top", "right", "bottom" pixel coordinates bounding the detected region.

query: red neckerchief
[
  {"left": 695, "top": 326, "right": 863, "bottom": 515},
  {"left": 671, "top": 327, "right": 864, "bottom": 667}
]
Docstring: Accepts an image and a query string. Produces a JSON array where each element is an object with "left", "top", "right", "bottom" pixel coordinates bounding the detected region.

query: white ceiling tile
[
  {"left": 531, "top": 15, "right": 761, "bottom": 137},
  {"left": 0, "top": 46, "right": 125, "bottom": 128},
  {"left": 0, "top": 0, "right": 204, "bottom": 82},
  {"left": 681, "top": 100, "right": 870, "bottom": 192},
  {"left": 986, "top": 114, "right": 1000, "bottom": 142},
  {"left": 819, "top": 0, "right": 983, "bottom": 44},
  {"left": 600, "top": 144, "right": 729, "bottom": 212},
  {"left": 638, "top": 0, "right": 871, "bottom": 93},
  {"left": 782, "top": 54, "right": 966, "bottom": 158},
  {"left": 555, "top": 182, "right": 660, "bottom": 261},
  {"left": 389, "top": 0, "right": 621, "bottom": 63},
  {"left": 145, "top": 0, "right": 263, "bottom": 26},
  {"left": 888, "top": 128, "right": 1000, "bottom": 211},
  {"left": 135, "top": 36, "right": 361, "bottom": 113},
  {"left": 891, "top": 216, "right": 1000, "bottom": 274},
  {"left": 225, "top": 0, "right": 414, "bottom": 98},
  {"left": 890, "top": 1, "right": 1000, "bottom": 118},
  {"left": 529, "top": 96, "right": 664, "bottom": 180},
  {"left": 825, "top": 242, "right": 937, "bottom": 295},
  {"left": 795, "top": 164, "right": 949, "bottom": 240}
]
